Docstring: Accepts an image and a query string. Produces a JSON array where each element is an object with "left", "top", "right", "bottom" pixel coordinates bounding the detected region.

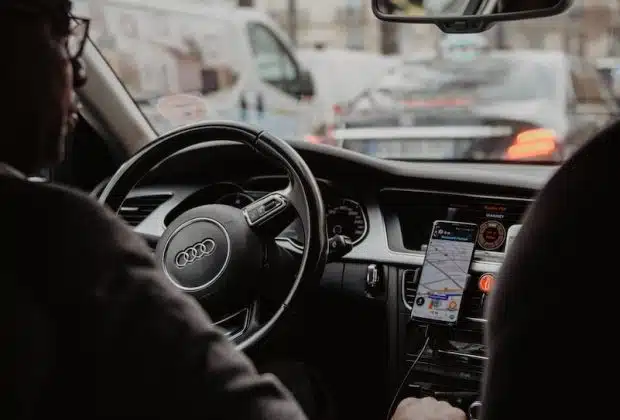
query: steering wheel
[{"left": 98, "top": 121, "right": 328, "bottom": 351}]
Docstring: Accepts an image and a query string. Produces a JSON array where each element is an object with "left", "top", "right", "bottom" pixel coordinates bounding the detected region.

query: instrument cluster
[
  {"left": 199, "top": 181, "right": 369, "bottom": 249},
  {"left": 277, "top": 197, "right": 368, "bottom": 249}
]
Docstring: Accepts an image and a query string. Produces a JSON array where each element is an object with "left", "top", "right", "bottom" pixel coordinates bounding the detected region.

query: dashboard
[
  {"left": 114, "top": 140, "right": 556, "bottom": 415},
  {"left": 140, "top": 177, "right": 369, "bottom": 250}
]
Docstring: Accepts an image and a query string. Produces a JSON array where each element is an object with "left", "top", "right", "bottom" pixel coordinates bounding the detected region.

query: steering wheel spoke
[
  {"left": 213, "top": 304, "right": 256, "bottom": 341},
  {"left": 230, "top": 302, "right": 260, "bottom": 347}
]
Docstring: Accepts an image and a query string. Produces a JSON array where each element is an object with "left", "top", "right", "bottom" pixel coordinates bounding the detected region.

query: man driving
[{"left": 2, "top": 1, "right": 309, "bottom": 417}]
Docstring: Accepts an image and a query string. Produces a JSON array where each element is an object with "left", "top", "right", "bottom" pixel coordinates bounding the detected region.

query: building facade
[{"left": 258, "top": 0, "right": 620, "bottom": 58}]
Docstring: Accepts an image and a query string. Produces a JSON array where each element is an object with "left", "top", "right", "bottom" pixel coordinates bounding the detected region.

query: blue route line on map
[{"left": 428, "top": 293, "right": 462, "bottom": 300}]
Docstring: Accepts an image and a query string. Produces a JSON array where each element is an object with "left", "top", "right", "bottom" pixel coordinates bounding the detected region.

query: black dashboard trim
[
  {"left": 380, "top": 187, "right": 536, "bottom": 203},
  {"left": 378, "top": 187, "right": 533, "bottom": 257}
]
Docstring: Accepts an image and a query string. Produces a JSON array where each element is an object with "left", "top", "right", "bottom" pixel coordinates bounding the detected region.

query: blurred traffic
[{"left": 74, "top": 0, "right": 620, "bottom": 163}]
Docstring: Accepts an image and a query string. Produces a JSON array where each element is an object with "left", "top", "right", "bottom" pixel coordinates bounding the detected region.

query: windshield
[{"left": 74, "top": 0, "right": 618, "bottom": 163}]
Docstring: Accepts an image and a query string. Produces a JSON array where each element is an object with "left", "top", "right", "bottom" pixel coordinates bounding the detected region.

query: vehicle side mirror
[{"left": 293, "top": 69, "right": 315, "bottom": 99}]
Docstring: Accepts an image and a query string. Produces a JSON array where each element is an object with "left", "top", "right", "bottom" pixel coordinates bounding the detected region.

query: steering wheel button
[
  {"left": 245, "top": 196, "right": 287, "bottom": 225},
  {"left": 263, "top": 198, "right": 279, "bottom": 210}
]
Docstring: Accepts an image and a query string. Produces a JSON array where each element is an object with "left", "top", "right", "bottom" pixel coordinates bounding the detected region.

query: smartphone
[{"left": 410, "top": 220, "right": 478, "bottom": 325}]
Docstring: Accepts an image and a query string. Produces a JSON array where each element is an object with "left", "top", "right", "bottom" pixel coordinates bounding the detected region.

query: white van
[{"left": 73, "top": 0, "right": 318, "bottom": 140}]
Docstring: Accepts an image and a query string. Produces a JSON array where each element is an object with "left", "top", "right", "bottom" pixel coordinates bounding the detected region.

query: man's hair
[
  {"left": 1, "top": 0, "right": 72, "bottom": 34},
  {"left": 0, "top": 0, "right": 72, "bottom": 173}
]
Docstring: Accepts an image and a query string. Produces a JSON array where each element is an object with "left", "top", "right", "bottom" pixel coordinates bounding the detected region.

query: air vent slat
[
  {"left": 118, "top": 194, "right": 172, "bottom": 227},
  {"left": 402, "top": 269, "right": 419, "bottom": 308}
]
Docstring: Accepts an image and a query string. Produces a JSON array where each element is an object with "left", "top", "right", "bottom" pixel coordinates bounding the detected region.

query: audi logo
[{"left": 174, "top": 238, "right": 216, "bottom": 268}]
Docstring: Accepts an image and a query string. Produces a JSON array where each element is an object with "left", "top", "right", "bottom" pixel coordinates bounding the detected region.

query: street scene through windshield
[{"left": 73, "top": 0, "right": 620, "bottom": 162}]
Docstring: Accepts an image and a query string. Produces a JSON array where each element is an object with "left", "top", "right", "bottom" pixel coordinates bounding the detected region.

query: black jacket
[{"left": 3, "top": 166, "right": 307, "bottom": 419}]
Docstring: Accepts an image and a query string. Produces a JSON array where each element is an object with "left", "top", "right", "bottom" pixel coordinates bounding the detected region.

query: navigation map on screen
[{"left": 411, "top": 221, "right": 478, "bottom": 324}]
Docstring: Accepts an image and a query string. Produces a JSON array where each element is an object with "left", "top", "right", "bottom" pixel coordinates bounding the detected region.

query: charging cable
[{"left": 386, "top": 334, "right": 430, "bottom": 420}]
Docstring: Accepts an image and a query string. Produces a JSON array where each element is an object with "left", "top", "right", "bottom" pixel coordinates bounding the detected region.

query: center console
[
  {"left": 380, "top": 188, "right": 531, "bottom": 415},
  {"left": 399, "top": 267, "right": 487, "bottom": 413}
]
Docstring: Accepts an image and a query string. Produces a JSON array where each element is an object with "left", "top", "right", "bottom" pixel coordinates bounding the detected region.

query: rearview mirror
[{"left": 372, "top": 0, "right": 572, "bottom": 33}]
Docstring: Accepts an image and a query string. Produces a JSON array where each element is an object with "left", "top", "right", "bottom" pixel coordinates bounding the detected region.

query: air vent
[
  {"left": 402, "top": 269, "right": 419, "bottom": 309},
  {"left": 459, "top": 286, "right": 486, "bottom": 332},
  {"left": 462, "top": 292, "right": 485, "bottom": 319},
  {"left": 119, "top": 194, "right": 172, "bottom": 227}
]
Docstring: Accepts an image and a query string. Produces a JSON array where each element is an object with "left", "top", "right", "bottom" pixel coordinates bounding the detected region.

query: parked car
[{"left": 330, "top": 50, "right": 618, "bottom": 161}]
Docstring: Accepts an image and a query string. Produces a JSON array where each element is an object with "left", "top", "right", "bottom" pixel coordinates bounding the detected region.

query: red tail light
[
  {"left": 333, "top": 104, "right": 343, "bottom": 115},
  {"left": 504, "top": 128, "right": 557, "bottom": 160}
]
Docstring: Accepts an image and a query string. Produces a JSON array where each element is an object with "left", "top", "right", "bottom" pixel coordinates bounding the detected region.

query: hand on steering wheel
[{"left": 98, "top": 121, "right": 328, "bottom": 350}]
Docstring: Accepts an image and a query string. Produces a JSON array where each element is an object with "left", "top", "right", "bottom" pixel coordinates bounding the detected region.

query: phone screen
[{"left": 410, "top": 221, "right": 478, "bottom": 325}]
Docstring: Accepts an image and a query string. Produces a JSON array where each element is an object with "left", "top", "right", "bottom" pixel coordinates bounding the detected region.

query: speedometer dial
[{"left": 326, "top": 199, "right": 367, "bottom": 244}]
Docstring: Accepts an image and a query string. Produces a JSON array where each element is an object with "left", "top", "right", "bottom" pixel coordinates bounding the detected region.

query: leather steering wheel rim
[{"left": 98, "top": 121, "right": 328, "bottom": 351}]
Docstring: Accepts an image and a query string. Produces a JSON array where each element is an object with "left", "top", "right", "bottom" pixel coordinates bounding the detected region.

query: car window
[{"left": 247, "top": 23, "right": 298, "bottom": 90}]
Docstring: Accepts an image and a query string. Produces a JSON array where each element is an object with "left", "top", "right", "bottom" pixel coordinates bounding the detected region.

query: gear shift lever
[{"left": 468, "top": 401, "right": 481, "bottom": 420}]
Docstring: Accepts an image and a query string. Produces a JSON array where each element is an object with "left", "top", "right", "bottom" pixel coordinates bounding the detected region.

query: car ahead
[{"left": 329, "top": 50, "right": 619, "bottom": 162}]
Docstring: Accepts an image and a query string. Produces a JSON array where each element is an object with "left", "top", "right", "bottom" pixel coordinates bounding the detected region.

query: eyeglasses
[{"left": 67, "top": 16, "right": 90, "bottom": 60}]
